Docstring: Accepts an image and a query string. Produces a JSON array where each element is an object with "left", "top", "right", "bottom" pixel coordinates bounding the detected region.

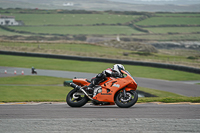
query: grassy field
[
  {"left": 136, "top": 17, "right": 200, "bottom": 25},
  {"left": 9, "top": 26, "right": 142, "bottom": 35},
  {"left": 0, "top": 86, "right": 67, "bottom": 102},
  {"left": 0, "top": 75, "right": 68, "bottom": 102},
  {"left": 0, "top": 75, "right": 68, "bottom": 85},
  {"left": 0, "top": 76, "right": 199, "bottom": 103},
  {"left": 1, "top": 13, "right": 139, "bottom": 25},
  {"left": 0, "top": 28, "right": 24, "bottom": 36},
  {"left": 0, "top": 42, "right": 130, "bottom": 57},
  {"left": 130, "top": 33, "right": 200, "bottom": 41},
  {"left": 155, "top": 13, "right": 200, "bottom": 17},
  {"left": 0, "top": 85, "right": 199, "bottom": 103},
  {"left": 1, "top": 54, "right": 200, "bottom": 81},
  {"left": 0, "top": 10, "right": 200, "bottom": 41},
  {"left": 145, "top": 27, "right": 200, "bottom": 34},
  {"left": 1, "top": 42, "right": 200, "bottom": 68},
  {"left": 138, "top": 87, "right": 200, "bottom": 103}
]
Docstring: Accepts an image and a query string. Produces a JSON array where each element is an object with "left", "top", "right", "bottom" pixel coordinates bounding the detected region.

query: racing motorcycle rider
[{"left": 86, "top": 64, "right": 125, "bottom": 94}]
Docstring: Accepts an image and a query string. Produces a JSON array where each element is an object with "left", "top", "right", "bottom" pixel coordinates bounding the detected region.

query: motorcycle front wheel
[
  {"left": 115, "top": 90, "right": 138, "bottom": 108},
  {"left": 66, "top": 89, "right": 89, "bottom": 107}
]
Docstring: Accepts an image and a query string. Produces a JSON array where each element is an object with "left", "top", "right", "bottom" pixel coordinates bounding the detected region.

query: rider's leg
[
  {"left": 87, "top": 73, "right": 106, "bottom": 93},
  {"left": 87, "top": 80, "right": 96, "bottom": 93}
]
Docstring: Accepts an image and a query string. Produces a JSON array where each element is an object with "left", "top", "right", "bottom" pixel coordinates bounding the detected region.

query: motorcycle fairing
[
  {"left": 73, "top": 78, "right": 90, "bottom": 86},
  {"left": 93, "top": 76, "right": 134, "bottom": 103}
]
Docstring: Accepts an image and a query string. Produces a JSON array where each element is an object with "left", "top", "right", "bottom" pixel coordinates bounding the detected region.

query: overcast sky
[{"left": 108, "top": 0, "right": 200, "bottom": 5}]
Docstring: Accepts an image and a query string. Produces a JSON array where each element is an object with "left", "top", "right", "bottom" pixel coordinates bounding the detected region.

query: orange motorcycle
[{"left": 65, "top": 70, "right": 138, "bottom": 108}]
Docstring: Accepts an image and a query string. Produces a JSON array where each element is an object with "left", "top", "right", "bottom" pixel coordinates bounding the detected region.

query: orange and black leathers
[{"left": 88, "top": 68, "right": 122, "bottom": 88}]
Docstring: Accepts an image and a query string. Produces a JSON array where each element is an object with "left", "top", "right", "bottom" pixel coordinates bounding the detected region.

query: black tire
[
  {"left": 66, "top": 89, "right": 89, "bottom": 107},
  {"left": 115, "top": 90, "right": 138, "bottom": 108}
]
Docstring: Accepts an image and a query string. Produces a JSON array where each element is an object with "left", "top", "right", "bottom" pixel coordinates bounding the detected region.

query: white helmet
[{"left": 113, "top": 64, "right": 125, "bottom": 75}]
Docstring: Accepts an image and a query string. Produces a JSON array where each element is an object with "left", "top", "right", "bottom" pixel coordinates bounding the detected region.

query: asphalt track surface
[
  {"left": 1, "top": 66, "right": 200, "bottom": 132},
  {"left": 0, "top": 103, "right": 200, "bottom": 132}
]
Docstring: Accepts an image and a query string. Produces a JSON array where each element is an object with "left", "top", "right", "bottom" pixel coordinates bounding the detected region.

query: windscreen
[{"left": 123, "top": 70, "right": 138, "bottom": 85}]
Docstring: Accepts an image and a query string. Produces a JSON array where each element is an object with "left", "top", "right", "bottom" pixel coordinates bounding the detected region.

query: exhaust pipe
[
  {"left": 70, "top": 83, "right": 81, "bottom": 90},
  {"left": 69, "top": 83, "right": 93, "bottom": 101}
]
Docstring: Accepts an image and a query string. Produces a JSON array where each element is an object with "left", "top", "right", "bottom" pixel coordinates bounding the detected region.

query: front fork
[{"left": 123, "top": 88, "right": 127, "bottom": 98}]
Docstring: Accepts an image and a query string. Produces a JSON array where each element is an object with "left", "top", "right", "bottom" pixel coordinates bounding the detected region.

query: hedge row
[{"left": 132, "top": 24, "right": 151, "bottom": 33}]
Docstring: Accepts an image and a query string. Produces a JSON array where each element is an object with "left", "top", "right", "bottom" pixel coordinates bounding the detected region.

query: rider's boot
[{"left": 86, "top": 83, "right": 94, "bottom": 94}]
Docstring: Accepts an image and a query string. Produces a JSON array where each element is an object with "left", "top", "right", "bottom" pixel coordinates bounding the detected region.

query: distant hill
[{"left": 0, "top": 0, "right": 200, "bottom": 12}]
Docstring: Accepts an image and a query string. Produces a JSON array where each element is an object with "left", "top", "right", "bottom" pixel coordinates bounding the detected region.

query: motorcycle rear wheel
[
  {"left": 66, "top": 89, "right": 88, "bottom": 107},
  {"left": 115, "top": 90, "right": 138, "bottom": 108}
]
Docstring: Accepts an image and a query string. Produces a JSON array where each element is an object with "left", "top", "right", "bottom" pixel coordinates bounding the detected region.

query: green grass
[
  {"left": 137, "top": 86, "right": 200, "bottom": 103},
  {"left": 1, "top": 12, "right": 200, "bottom": 41},
  {"left": 136, "top": 17, "right": 200, "bottom": 25},
  {"left": 0, "top": 28, "right": 25, "bottom": 36},
  {"left": 0, "top": 86, "right": 68, "bottom": 102},
  {"left": 0, "top": 75, "right": 199, "bottom": 103},
  {"left": 138, "top": 86, "right": 182, "bottom": 97},
  {"left": 138, "top": 96, "right": 200, "bottom": 103},
  {"left": 145, "top": 27, "right": 200, "bottom": 34},
  {"left": 1, "top": 42, "right": 199, "bottom": 67},
  {"left": 155, "top": 13, "right": 200, "bottom": 17},
  {"left": 1, "top": 55, "right": 200, "bottom": 81},
  {"left": 1, "top": 13, "right": 139, "bottom": 25},
  {"left": 0, "top": 76, "right": 70, "bottom": 102},
  {"left": 9, "top": 26, "right": 142, "bottom": 35},
  {"left": 0, "top": 75, "right": 67, "bottom": 85},
  {"left": 0, "top": 85, "right": 199, "bottom": 103},
  {"left": 131, "top": 33, "right": 200, "bottom": 41},
  {"left": 0, "top": 42, "right": 129, "bottom": 56}
]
